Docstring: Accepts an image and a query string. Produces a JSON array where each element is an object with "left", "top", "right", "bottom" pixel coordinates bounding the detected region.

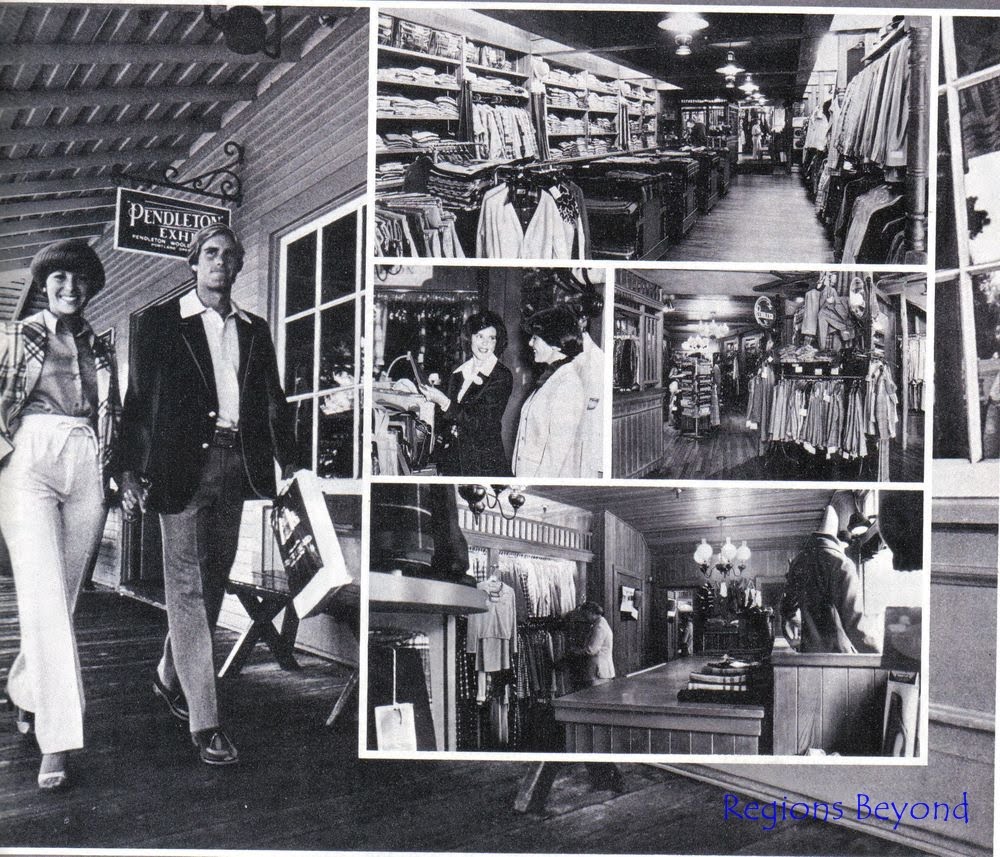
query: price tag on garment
[
  {"left": 831, "top": 367, "right": 840, "bottom": 376},
  {"left": 794, "top": 365, "right": 803, "bottom": 374},
  {"left": 799, "top": 408, "right": 809, "bottom": 417},
  {"left": 550, "top": 185, "right": 562, "bottom": 199},
  {"left": 824, "top": 394, "right": 832, "bottom": 403},
  {"left": 814, "top": 368, "right": 823, "bottom": 376}
]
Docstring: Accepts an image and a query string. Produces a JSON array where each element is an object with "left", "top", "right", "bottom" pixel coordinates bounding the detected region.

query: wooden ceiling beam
[
  {"left": 1, "top": 194, "right": 115, "bottom": 218},
  {"left": 0, "top": 223, "right": 106, "bottom": 252},
  {"left": 0, "top": 145, "right": 185, "bottom": 175},
  {"left": 0, "top": 209, "right": 114, "bottom": 237},
  {"left": 0, "top": 83, "right": 256, "bottom": 111},
  {"left": 1, "top": 41, "right": 299, "bottom": 66},
  {"left": 4, "top": 118, "right": 220, "bottom": 147},
  {"left": 0, "top": 176, "right": 117, "bottom": 199},
  {"left": 0, "top": 256, "right": 34, "bottom": 273}
]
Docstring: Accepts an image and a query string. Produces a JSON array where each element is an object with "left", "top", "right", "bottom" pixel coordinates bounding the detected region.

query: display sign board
[
  {"left": 753, "top": 295, "right": 776, "bottom": 328},
  {"left": 114, "top": 188, "right": 230, "bottom": 259}
]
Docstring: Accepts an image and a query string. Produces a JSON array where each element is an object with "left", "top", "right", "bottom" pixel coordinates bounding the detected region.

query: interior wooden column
[{"left": 904, "top": 17, "right": 931, "bottom": 263}]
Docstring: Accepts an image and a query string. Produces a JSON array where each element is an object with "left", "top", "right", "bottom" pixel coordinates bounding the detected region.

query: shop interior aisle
[
  {"left": 661, "top": 170, "right": 835, "bottom": 263},
  {"left": 0, "top": 580, "right": 924, "bottom": 854}
]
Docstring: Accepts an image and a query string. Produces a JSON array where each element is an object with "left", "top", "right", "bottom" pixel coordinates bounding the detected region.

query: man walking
[{"left": 120, "top": 224, "right": 297, "bottom": 765}]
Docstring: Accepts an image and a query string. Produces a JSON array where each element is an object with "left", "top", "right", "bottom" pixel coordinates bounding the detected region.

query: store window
[
  {"left": 936, "top": 18, "right": 1000, "bottom": 480},
  {"left": 279, "top": 199, "right": 366, "bottom": 482}
]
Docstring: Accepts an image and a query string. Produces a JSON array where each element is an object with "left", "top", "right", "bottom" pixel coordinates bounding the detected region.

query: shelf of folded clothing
[
  {"left": 376, "top": 113, "right": 459, "bottom": 121},
  {"left": 466, "top": 62, "right": 529, "bottom": 80},
  {"left": 546, "top": 102, "right": 588, "bottom": 113},
  {"left": 588, "top": 107, "right": 619, "bottom": 116},
  {"left": 377, "top": 45, "right": 461, "bottom": 66},
  {"left": 368, "top": 572, "right": 488, "bottom": 616},
  {"left": 376, "top": 77, "right": 461, "bottom": 92},
  {"left": 375, "top": 147, "right": 445, "bottom": 157},
  {"left": 473, "top": 87, "right": 529, "bottom": 99}
]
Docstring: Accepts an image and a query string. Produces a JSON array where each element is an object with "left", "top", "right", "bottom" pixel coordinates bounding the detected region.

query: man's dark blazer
[{"left": 119, "top": 292, "right": 297, "bottom": 514}]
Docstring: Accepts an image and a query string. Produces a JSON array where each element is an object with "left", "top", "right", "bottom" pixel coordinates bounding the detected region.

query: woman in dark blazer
[{"left": 419, "top": 310, "right": 513, "bottom": 476}]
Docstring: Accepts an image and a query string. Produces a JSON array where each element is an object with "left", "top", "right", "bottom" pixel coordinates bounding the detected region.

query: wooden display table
[{"left": 553, "top": 659, "right": 767, "bottom": 755}]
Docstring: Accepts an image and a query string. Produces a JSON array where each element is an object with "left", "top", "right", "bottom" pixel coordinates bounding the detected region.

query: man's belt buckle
[{"left": 212, "top": 427, "right": 238, "bottom": 449}]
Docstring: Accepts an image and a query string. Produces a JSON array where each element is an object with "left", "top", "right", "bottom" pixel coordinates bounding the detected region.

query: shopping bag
[
  {"left": 374, "top": 702, "right": 418, "bottom": 752},
  {"left": 270, "top": 470, "right": 353, "bottom": 618}
]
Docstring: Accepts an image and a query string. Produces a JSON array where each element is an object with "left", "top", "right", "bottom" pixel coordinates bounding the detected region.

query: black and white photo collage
[{"left": 0, "top": 3, "right": 997, "bottom": 856}]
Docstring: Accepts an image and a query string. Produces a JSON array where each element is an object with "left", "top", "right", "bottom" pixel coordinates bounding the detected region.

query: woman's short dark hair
[
  {"left": 30, "top": 238, "right": 106, "bottom": 297},
  {"left": 580, "top": 600, "right": 604, "bottom": 618},
  {"left": 186, "top": 223, "right": 245, "bottom": 274},
  {"left": 463, "top": 309, "right": 507, "bottom": 357},
  {"left": 525, "top": 305, "right": 583, "bottom": 360}
]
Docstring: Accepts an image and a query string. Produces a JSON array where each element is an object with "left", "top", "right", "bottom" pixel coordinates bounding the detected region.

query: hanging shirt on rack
[
  {"left": 521, "top": 186, "right": 587, "bottom": 260},
  {"left": 467, "top": 579, "right": 518, "bottom": 674},
  {"left": 476, "top": 183, "right": 524, "bottom": 258}
]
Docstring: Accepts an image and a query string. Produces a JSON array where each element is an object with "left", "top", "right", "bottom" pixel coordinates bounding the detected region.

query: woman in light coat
[{"left": 512, "top": 306, "right": 586, "bottom": 477}]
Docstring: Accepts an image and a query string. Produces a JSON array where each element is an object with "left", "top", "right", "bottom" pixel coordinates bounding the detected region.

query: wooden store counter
[{"left": 553, "top": 657, "right": 767, "bottom": 755}]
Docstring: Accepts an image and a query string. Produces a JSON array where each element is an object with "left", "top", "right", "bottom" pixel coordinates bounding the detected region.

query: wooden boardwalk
[{"left": 0, "top": 580, "right": 923, "bottom": 854}]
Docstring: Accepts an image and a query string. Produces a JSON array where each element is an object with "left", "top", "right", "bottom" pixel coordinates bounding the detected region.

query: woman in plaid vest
[{"left": 0, "top": 239, "right": 121, "bottom": 791}]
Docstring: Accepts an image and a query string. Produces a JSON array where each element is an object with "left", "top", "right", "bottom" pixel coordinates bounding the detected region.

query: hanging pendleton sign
[
  {"left": 753, "top": 295, "right": 776, "bottom": 329},
  {"left": 114, "top": 188, "right": 230, "bottom": 258}
]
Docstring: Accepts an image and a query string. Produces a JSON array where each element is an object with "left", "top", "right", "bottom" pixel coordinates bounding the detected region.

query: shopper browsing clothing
[
  {"left": 577, "top": 601, "right": 615, "bottom": 686},
  {"left": 419, "top": 310, "right": 513, "bottom": 476},
  {"left": 119, "top": 224, "right": 298, "bottom": 767},
  {"left": 751, "top": 119, "right": 764, "bottom": 160},
  {"left": 511, "top": 306, "right": 586, "bottom": 477},
  {"left": 0, "top": 240, "right": 122, "bottom": 790}
]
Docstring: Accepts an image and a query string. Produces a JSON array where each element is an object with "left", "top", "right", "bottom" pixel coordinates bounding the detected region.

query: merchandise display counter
[{"left": 553, "top": 657, "right": 767, "bottom": 755}]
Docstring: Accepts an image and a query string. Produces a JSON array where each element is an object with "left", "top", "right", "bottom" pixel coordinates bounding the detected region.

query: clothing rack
[{"left": 860, "top": 20, "right": 908, "bottom": 67}]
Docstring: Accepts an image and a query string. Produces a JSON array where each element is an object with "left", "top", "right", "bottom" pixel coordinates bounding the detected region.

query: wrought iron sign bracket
[{"left": 111, "top": 141, "right": 245, "bottom": 206}]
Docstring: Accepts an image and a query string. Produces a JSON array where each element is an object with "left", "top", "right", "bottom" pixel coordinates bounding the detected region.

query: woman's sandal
[{"left": 38, "top": 753, "right": 69, "bottom": 791}]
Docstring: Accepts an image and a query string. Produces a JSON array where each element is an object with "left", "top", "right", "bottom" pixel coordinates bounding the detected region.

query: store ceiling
[
  {"left": 626, "top": 269, "right": 814, "bottom": 336},
  {"left": 484, "top": 10, "right": 832, "bottom": 101},
  {"left": 531, "top": 486, "right": 832, "bottom": 552},
  {"left": 0, "top": 4, "right": 341, "bottom": 321}
]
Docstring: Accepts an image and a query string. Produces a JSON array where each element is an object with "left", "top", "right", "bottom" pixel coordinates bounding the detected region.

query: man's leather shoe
[
  {"left": 152, "top": 674, "right": 189, "bottom": 722},
  {"left": 192, "top": 728, "right": 239, "bottom": 766}
]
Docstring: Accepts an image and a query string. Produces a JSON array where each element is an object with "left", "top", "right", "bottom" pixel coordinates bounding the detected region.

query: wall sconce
[
  {"left": 674, "top": 34, "right": 693, "bottom": 56},
  {"left": 458, "top": 484, "right": 526, "bottom": 522},
  {"left": 204, "top": 5, "right": 283, "bottom": 58}
]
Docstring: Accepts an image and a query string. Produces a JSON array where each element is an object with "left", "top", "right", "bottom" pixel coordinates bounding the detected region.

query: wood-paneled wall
[
  {"left": 612, "top": 390, "right": 665, "bottom": 478},
  {"left": 592, "top": 511, "right": 651, "bottom": 675}
]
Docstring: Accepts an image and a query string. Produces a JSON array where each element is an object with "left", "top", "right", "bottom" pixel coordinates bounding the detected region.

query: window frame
[
  {"left": 277, "top": 196, "right": 366, "bottom": 489},
  {"left": 935, "top": 17, "right": 1000, "bottom": 484}
]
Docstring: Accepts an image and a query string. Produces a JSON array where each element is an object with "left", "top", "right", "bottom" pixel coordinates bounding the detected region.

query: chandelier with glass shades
[{"left": 693, "top": 516, "right": 752, "bottom": 577}]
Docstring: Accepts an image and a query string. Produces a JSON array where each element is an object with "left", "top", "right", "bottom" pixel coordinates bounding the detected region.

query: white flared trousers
[{"left": 0, "top": 415, "right": 105, "bottom": 754}]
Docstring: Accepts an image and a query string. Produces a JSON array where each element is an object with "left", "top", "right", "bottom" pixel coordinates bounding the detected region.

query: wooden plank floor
[
  {"left": 648, "top": 412, "right": 920, "bottom": 482},
  {"left": 0, "top": 580, "right": 927, "bottom": 854},
  {"left": 661, "top": 169, "right": 835, "bottom": 264}
]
